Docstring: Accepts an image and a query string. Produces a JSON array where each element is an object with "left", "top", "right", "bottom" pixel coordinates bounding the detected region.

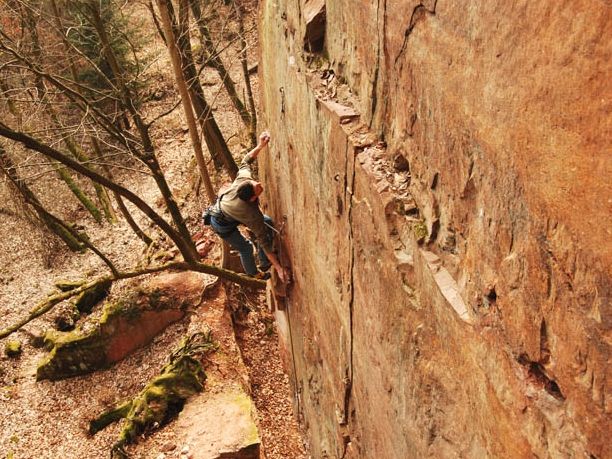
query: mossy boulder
[
  {"left": 5, "top": 340, "right": 22, "bottom": 358},
  {"left": 37, "top": 328, "right": 109, "bottom": 380},
  {"left": 36, "top": 272, "right": 206, "bottom": 381}
]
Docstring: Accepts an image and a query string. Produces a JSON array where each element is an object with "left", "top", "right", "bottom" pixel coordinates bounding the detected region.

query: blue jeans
[{"left": 211, "top": 215, "right": 273, "bottom": 276}]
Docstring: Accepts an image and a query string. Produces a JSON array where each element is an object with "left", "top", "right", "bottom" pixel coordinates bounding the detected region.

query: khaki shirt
[{"left": 217, "top": 154, "right": 272, "bottom": 252}]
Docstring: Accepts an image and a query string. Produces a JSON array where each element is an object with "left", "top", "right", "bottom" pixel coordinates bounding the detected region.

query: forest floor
[{"left": 0, "top": 1, "right": 307, "bottom": 458}]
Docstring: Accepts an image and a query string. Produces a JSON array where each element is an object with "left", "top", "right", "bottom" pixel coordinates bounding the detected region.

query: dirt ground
[
  {"left": 228, "top": 285, "right": 308, "bottom": 459},
  {"left": 0, "top": 1, "right": 307, "bottom": 457}
]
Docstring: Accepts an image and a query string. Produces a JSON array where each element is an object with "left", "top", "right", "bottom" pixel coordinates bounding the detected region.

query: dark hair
[{"left": 237, "top": 182, "right": 256, "bottom": 201}]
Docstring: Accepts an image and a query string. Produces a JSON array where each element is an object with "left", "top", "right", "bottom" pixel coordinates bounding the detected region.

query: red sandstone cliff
[{"left": 259, "top": 1, "right": 611, "bottom": 457}]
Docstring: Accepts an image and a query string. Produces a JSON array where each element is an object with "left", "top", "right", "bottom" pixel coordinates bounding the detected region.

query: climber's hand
[{"left": 259, "top": 131, "right": 270, "bottom": 146}]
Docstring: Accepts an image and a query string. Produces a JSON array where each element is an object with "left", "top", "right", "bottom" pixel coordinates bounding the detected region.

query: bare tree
[
  {"left": 0, "top": 144, "right": 85, "bottom": 252},
  {"left": 82, "top": 0, "right": 198, "bottom": 258},
  {"left": 154, "top": 0, "right": 239, "bottom": 178},
  {"left": 49, "top": 0, "right": 118, "bottom": 223},
  {"left": 155, "top": 0, "right": 216, "bottom": 201},
  {"left": 0, "top": 0, "right": 268, "bottom": 343},
  {"left": 0, "top": 121, "right": 266, "bottom": 285},
  {"left": 90, "top": 136, "right": 153, "bottom": 245},
  {"left": 189, "top": 0, "right": 255, "bottom": 146},
  {"left": 21, "top": 0, "right": 106, "bottom": 223},
  {"left": 232, "top": 0, "right": 258, "bottom": 145}
]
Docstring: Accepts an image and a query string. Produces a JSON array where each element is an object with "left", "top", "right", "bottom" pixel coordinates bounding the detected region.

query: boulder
[{"left": 36, "top": 272, "right": 206, "bottom": 380}]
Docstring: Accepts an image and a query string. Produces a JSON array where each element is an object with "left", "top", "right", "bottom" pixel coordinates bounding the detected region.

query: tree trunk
[
  {"left": 86, "top": 1, "right": 198, "bottom": 259},
  {"left": 91, "top": 137, "right": 153, "bottom": 245},
  {"left": 65, "top": 139, "right": 116, "bottom": 223},
  {"left": 0, "top": 145, "right": 121, "bottom": 273},
  {"left": 55, "top": 165, "right": 103, "bottom": 223},
  {"left": 49, "top": 0, "right": 80, "bottom": 83},
  {"left": 0, "top": 122, "right": 198, "bottom": 263},
  {"left": 0, "top": 146, "right": 85, "bottom": 252},
  {"left": 233, "top": 0, "right": 258, "bottom": 147},
  {"left": 173, "top": 0, "right": 239, "bottom": 179},
  {"left": 50, "top": 0, "right": 117, "bottom": 223},
  {"left": 24, "top": 2, "right": 104, "bottom": 222},
  {"left": 146, "top": 0, "right": 167, "bottom": 45},
  {"left": 189, "top": 0, "right": 253, "bottom": 142},
  {"left": 156, "top": 0, "right": 216, "bottom": 201}
]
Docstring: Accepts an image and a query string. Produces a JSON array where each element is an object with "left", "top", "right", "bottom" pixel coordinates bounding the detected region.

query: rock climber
[{"left": 206, "top": 131, "right": 287, "bottom": 282}]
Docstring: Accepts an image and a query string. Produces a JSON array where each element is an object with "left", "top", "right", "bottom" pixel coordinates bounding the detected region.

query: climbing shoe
[
  {"left": 252, "top": 271, "right": 271, "bottom": 280},
  {"left": 258, "top": 262, "right": 272, "bottom": 272}
]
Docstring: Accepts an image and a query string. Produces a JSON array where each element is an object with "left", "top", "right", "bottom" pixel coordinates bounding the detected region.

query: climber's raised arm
[{"left": 243, "top": 131, "right": 270, "bottom": 164}]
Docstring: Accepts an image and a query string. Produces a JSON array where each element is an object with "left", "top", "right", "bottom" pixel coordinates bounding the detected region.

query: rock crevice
[{"left": 394, "top": 1, "right": 438, "bottom": 65}]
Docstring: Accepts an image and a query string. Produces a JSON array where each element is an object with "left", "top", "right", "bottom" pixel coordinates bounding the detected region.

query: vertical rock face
[{"left": 259, "top": 1, "right": 611, "bottom": 458}]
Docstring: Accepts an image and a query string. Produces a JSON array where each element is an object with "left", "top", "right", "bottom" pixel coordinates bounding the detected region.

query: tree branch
[
  {"left": 0, "top": 122, "right": 198, "bottom": 262},
  {"left": 0, "top": 260, "right": 265, "bottom": 340}
]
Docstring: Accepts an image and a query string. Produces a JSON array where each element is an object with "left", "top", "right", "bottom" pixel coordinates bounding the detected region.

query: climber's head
[{"left": 237, "top": 180, "right": 264, "bottom": 202}]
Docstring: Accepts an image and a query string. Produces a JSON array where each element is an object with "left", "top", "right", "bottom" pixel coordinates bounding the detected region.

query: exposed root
[{"left": 90, "top": 330, "right": 218, "bottom": 455}]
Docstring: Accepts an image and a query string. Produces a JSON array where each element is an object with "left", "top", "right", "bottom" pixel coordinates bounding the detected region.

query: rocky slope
[{"left": 258, "top": 1, "right": 611, "bottom": 458}]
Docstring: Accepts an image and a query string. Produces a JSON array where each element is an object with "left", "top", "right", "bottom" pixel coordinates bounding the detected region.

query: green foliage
[{"left": 65, "top": 0, "right": 143, "bottom": 93}]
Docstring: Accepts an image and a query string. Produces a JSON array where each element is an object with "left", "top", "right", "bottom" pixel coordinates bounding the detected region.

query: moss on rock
[
  {"left": 74, "top": 279, "right": 112, "bottom": 313},
  {"left": 90, "top": 331, "right": 217, "bottom": 455},
  {"left": 36, "top": 330, "right": 110, "bottom": 380},
  {"left": 412, "top": 219, "right": 429, "bottom": 244},
  {"left": 36, "top": 279, "right": 192, "bottom": 381},
  {"left": 54, "top": 279, "right": 86, "bottom": 292},
  {"left": 5, "top": 340, "right": 22, "bottom": 357}
]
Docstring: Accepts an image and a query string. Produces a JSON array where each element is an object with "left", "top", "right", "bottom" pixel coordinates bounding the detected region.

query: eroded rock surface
[
  {"left": 158, "top": 284, "right": 263, "bottom": 459},
  {"left": 259, "top": 1, "right": 611, "bottom": 458},
  {"left": 175, "top": 386, "right": 260, "bottom": 459}
]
